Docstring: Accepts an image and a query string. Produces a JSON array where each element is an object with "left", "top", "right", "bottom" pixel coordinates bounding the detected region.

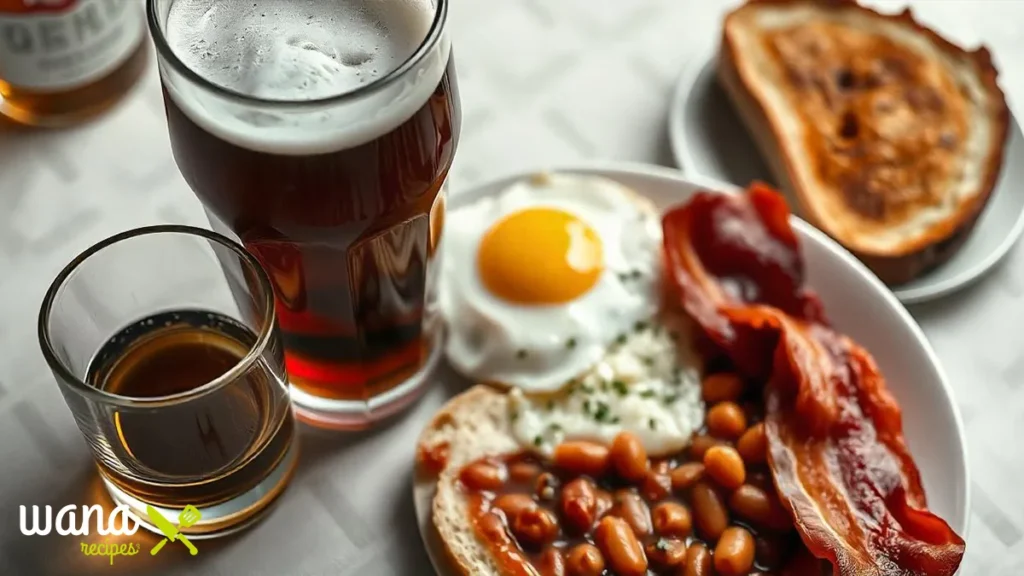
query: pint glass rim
[
  {"left": 145, "top": 0, "right": 450, "bottom": 108},
  {"left": 38, "top": 225, "right": 279, "bottom": 408}
]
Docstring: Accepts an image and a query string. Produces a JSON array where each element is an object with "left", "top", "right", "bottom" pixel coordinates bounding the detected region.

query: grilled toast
[
  {"left": 718, "top": 0, "right": 1009, "bottom": 284},
  {"left": 416, "top": 385, "right": 517, "bottom": 576}
]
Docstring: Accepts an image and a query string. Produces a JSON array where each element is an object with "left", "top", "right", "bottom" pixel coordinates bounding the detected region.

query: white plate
[
  {"left": 414, "top": 162, "right": 969, "bottom": 574},
  {"left": 668, "top": 51, "right": 1024, "bottom": 305}
]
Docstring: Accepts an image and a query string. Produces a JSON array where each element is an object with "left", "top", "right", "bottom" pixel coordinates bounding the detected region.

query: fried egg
[
  {"left": 509, "top": 312, "right": 704, "bottom": 457},
  {"left": 440, "top": 173, "right": 662, "bottom": 392}
]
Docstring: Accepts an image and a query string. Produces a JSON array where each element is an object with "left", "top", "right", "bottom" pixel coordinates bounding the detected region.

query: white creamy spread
[{"left": 509, "top": 316, "right": 705, "bottom": 457}]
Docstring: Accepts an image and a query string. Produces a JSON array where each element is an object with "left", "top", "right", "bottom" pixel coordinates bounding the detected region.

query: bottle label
[{"left": 0, "top": 0, "right": 146, "bottom": 91}]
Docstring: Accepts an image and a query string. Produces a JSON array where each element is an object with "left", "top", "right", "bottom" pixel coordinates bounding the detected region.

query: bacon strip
[{"left": 662, "top": 183, "right": 965, "bottom": 576}]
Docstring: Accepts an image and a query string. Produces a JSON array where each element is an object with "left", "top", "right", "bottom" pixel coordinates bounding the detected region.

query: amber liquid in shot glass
[
  {"left": 40, "top": 225, "right": 298, "bottom": 539},
  {"left": 89, "top": 310, "right": 294, "bottom": 511}
]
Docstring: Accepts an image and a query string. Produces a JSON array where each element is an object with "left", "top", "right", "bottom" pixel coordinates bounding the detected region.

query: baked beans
[
  {"left": 510, "top": 506, "right": 559, "bottom": 548},
  {"left": 706, "top": 401, "right": 748, "bottom": 439},
  {"left": 565, "top": 543, "right": 605, "bottom": 576},
  {"left": 670, "top": 462, "right": 705, "bottom": 490},
  {"left": 691, "top": 482, "right": 730, "bottom": 540},
  {"left": 457, "top": 372, "right": 804, "bottom": 576},
  {"left": 595, "top": 516, "right": 648, "bottom": 576},
  {"left": 737, "top": 422, "right": 768, "bottom": 464},
  {"left": 714, "top": 526, "right": 756, "bottom": 575},
  {"left": 494, "top": 493, "right": 536, "bottom": 519},
  {"left": 701, "top": 372, "right": 745, "bottom": 403},
  {"left": 703, "top": 445, "right": 746, "bottom": 489},
  {"left": 641, "top": 469, "right": 673, "bottom": 501},
  {"left": 612, "top": 490, "right": 653, "bottom": 536},
  {"left": 727, "top": 485, "right": 765, "bottom": 521},
  {"left": 594, "top": 488, "right": 614, "bottom": 519},
  {"left": 561, "top": 478, "right": 598, "bottom": 533},
  {"left": 646, "top": 538, "right": 687, "bottom": 570},
  {"left": 683, "top": 542, "right": 713, "bottom": 576},
  {"left": 509, "top": 461, "right": 543, "bottom": 483},
  {"left": 652, "top": 501, "right": 692, "bottom": 538},
  {"left": 688, "top": 435, "right": 722, "bottom": 460},
  {"left": 554, "top": 441, "right": 610, "bottom": 477},
  {"left": 459, "top": 458, "right": 507, "bottom": 491},
  {"left": 610, "top": 432, "right": 649, "bottom": 482},
  {"left": 537, "top": 548, "right": 565, "bottom": 576}
]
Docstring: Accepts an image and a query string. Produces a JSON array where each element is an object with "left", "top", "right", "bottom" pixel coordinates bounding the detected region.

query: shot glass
[{"left": 38, "top": 226, "right": 298, "bottom": 539}]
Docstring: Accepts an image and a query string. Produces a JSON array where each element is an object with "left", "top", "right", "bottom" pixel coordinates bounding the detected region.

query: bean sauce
[{"left": 458, "top": 371, "right": 809, "bottom": 575}]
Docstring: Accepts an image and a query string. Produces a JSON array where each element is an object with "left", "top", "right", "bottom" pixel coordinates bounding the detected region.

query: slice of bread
[
  {"left": 416, "top": 385, "right": 519, "bottom": 576},
  {"left": 718, "top": 0, "right": 1009, "bottom": 284}
]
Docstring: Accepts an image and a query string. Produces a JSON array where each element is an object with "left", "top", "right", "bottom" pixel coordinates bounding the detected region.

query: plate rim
[
  {"left": 415, "top": 162, "right": 971, "bottom": 570},
  {"left": 667, "top": 46, "right": 1024, "bottom": 305}
]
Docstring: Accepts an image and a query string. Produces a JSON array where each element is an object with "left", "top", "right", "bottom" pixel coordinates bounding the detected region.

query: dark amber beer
[{"left": 147, "top": 0, "right": 459, "bottom": 428}]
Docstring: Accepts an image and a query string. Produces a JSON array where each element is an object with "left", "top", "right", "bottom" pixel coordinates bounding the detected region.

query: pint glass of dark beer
[{"left": 147, "top": 0, "right": 460, "bottom": 429}]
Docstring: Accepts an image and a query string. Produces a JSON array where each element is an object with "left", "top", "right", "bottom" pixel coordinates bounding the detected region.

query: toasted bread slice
[
  {"left": 718, "top": 0, "right": 1009, "bottom": 284},
  {"left": 416, "top": 385, "right": 517, "bottom": 576}
]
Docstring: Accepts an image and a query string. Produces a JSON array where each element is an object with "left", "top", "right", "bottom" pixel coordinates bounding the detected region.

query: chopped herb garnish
[
  {"left": 663, "top": 393, "right": 680, "bottom": 405},
  {"left": 639, "top": 389, "right": 657, "bottom": 399},
  {"left": 593, "top": 402, "right": 611, "bottom": 422},
  {"left": 548, "top": 423, "right": 563, "bottom": 432},
  {"left": 546, "top": 400, "right": 555, "bottom": 411},
  {"left": 609, "top": 416, "right": 621, "bottom": 424},
  {"left": 581, "top": 383, "right": 596, "bottom": 394},
  {"left": 583, "top": 399, "right": 593, "bottom": 414},
  {"left": 517, "top": 349, "right": 528, "bottom": 359},
  {"left": 511, "top": 409, "right": 519, "bottom": 422},
  {"left": 642, "top": 356, "right": 655, "bottom": 367},
  {"left": 600, "top": 380, "right": 610, "bottom": 393},
  {"left": 648, "top": 418, "right": 657, "bottom": 430},
  {"left": 617, "top": 272, "right": 630, "bottom": 281},
  {"left": 533, "top": 435, "right": 543, "bottom": 447},
  {"left": 612, "top": 380, "right": 629, "bottom": 397},
  {"left": 566, "top": 337, "right": 577, "bottom": 349},
  {"left": 634, "top": 320, "right": 648, "bottom": 333},
  {"left": 630, "top": 269, "right": 642, "bottom": 280},
  {"left": 616, "top": 333, "right": 628, "bottom": 344}
]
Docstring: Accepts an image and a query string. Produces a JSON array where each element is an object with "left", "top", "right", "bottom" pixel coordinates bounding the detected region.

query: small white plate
[
  {"left": 414, "top": 163, "right": 969, "bottom": 574},
  {"left": 668, "top": 51, "right": 1024, "bottom": 305}
]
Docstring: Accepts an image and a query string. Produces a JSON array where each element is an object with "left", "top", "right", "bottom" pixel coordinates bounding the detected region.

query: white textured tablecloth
[{"left": 1, "top": 1, "right": 1022, "bottom": 574}]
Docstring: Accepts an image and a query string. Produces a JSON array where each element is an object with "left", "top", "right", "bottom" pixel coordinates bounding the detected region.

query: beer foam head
[
  {"left": 161, "top": 0, "right": 448, "bottom": 154},
  {"left": 167, "top": 0, "right": 431, "bottom": 100}
]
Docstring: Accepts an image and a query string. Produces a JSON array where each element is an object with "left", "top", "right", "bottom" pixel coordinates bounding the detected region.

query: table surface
[{"left": 2, "top": 1, "right": 1023, "bottom": 574}]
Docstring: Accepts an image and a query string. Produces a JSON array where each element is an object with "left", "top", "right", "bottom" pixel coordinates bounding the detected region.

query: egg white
[
  {"left": 508, "top": 313, "right": 705, "bottom": 457},
  {"left": 440, "top": 173, "right": 662, "bottom": 392}
]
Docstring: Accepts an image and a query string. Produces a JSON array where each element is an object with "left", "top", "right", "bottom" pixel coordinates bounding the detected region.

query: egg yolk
[{"left": 478, "top": 208, "right": 604, "bottom": 304}]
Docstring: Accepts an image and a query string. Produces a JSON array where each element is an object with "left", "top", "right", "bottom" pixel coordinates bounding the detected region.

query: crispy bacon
[{"left": 662, "top": 183, "right": 965, "bottom": 576}]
